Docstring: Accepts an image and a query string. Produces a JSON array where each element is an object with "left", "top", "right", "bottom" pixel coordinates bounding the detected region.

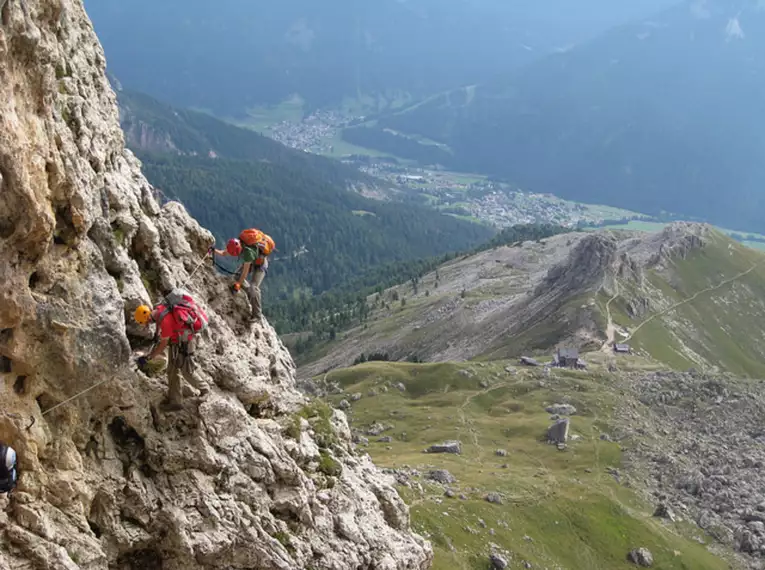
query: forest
[{"left": 139, "top": 154, "right": 495, "bottom": 303}]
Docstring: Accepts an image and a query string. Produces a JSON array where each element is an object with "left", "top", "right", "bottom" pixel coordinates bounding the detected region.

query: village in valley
[
  {"left": 259, "top": 110, "right": 640, "bottom": 230},
  {"left": 263, "top": 108, "right": 349, "bottom": 155},
  {"left": 348, "top": 159, "right": 641, "bottom": 229}
]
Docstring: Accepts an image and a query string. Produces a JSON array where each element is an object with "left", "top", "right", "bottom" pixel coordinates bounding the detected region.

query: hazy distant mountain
[
  {"left": 84, "top": 0, "right": 679, "bottom": 115},
  {"left": 368, "top": 0, "right": 765, "bottom": 232}
]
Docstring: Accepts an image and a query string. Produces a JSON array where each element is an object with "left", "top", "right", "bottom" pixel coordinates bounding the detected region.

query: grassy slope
[
  {"left": 610, "top": 233, "right": 765, "bottom": 376},
  {"left": 321, "top": 360, "right": 735, "bottom": 570},
  {"left": 301, "top": 229, "right": 765, "bottom": 568}
]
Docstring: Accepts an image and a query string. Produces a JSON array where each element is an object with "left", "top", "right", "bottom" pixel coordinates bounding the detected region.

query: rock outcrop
[
  {"left": 627, "top": 548, "right": 653, "bottom": 567},
  {"left": 546, "top": 419, "right": 570, "bottom": 445},
  {"left": 0, "top": 1, "right": 431, "bottom": 568},
  {"left": 545, "top": 404, "right": 576, "bottom": 416},
  {"left": 425, "top": 441, "right": 461, "bottom": 455}
]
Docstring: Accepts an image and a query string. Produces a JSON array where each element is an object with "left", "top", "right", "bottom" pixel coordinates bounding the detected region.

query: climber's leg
[
  {"left": 165, "top": 345, "right": 184, "bottom": 407},
  {"left": 247, "top": 263, "right": 267, "bottom": 319},
  {"left": 179, "top": 341, "right": 209, "bottom": 397}
]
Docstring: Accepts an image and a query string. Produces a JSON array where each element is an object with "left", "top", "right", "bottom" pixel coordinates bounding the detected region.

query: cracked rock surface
[{"left": 0, "top": 1, "right": 432, "bottom": 568}]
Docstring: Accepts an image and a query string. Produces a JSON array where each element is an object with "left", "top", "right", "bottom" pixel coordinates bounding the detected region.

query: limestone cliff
[{"left": 0, "top": 1, "right": 432, "bottom": 568}]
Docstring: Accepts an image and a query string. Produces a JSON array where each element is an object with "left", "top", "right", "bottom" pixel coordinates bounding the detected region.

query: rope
[
  {"left": 212, "top": 254, "right": 238, "bottom": 276},
  {"left": 184, "top": 253, "right": 211, "bottom": 285},
  {"left": 40, "top": 377, "right": 113, "bottom": 416},
  {"left": 157, "top": 251, "right": 212, "bottom": 302},
  {"left": 38, "top": 250, "right": 213, "bottom": 418}
]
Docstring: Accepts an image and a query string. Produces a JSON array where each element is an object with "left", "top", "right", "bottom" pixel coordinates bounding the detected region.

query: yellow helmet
[{"left": 134, "top": 305, "right": 153, "bottom": 326}]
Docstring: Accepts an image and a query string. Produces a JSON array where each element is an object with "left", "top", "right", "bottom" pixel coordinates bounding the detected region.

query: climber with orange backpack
[
  {"left": 212, "top": 228, "right": 275, "bottom": 320},
  {"left": 133, "top": 289, "right": 211, "bottom": 411}
]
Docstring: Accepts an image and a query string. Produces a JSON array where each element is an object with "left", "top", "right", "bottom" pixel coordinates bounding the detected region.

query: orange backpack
[{"left": 239, "top": 228, "right": 275, "bottom": 256}]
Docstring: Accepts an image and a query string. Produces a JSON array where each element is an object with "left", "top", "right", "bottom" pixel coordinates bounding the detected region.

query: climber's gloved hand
[
  {"left": 231, "top": 282, "right": 241, "bottom": 294},
  {"left": 136, "top": 356, "right": 149, "bottom": 371}
]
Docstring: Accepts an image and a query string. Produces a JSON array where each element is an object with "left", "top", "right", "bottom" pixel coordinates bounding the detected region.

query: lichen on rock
[{"left": 0, "top": 1, "right": 432, "bottom": 568}]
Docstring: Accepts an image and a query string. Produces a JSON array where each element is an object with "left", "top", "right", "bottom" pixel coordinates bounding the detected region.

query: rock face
[{"left": 0, "top": 2, "right": 431, "bottom": 569}]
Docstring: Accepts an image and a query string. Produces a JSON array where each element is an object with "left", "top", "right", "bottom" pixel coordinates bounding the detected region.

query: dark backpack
[
  {"left": 0, "top": 444, "right": 18, "bottom": 494},
  {"left": 157, "top": 288, "right": 209, "bottom": 343}
]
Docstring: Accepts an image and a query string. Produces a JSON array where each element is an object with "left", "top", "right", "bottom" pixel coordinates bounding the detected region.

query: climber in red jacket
[{"left": 134, "top": 289, "right": 210, "bottom": 410}]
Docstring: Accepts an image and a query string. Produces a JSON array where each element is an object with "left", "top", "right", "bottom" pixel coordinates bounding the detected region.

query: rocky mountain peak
[
  {"left": 0, "top": 1, "right": 431, "bottom": 568},
  {"left": 538, "top": 232, "right": 618, "bottom": 294}
]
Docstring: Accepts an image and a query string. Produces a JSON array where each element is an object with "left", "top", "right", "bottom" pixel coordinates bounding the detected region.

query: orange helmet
[
  {"left": 227, "top": 238, "right": 242, "bottom": 256},
  {"left": 134, "top": 305, "right": 153, "bottom": 326}
]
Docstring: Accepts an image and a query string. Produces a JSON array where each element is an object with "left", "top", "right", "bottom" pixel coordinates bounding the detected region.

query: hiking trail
[{"left": 624, "top": 263, "right": 759, "bottom": 342}]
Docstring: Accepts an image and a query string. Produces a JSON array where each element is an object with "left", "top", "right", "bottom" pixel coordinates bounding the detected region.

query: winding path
[
  {"left": 623, "top": 263, "right": 759, "bottom": 343},
  {"left": 457, "top": 381, "right": 509, "bottom": 456}
]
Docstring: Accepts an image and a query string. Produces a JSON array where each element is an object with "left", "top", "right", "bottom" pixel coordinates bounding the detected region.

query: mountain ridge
[{"left": 298, "top": 223, "right": 765, "bottom": 379}]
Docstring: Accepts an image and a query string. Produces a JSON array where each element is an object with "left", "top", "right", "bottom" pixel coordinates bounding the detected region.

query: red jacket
[{"left": 154, "top": 306, "right": 188, "bottom": 344}]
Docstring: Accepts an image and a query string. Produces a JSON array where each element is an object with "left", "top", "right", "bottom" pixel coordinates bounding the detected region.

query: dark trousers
[{"left": 167, "top": 342, "right": 206, "bottom": 405}]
